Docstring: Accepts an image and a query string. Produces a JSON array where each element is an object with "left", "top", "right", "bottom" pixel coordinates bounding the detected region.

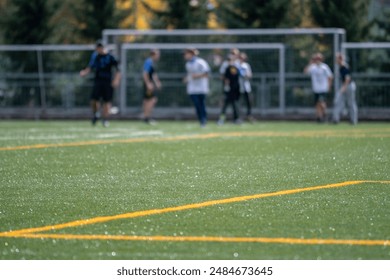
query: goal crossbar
[{"left": 119, "top": 43, "right": 285, "bottom": 115}]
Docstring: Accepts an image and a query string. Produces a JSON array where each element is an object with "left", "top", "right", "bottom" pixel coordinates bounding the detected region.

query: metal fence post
[
  {"left": 36, "top": 49, "right": 47, "bottom": 116},
  {"left": 119, "top": 45, "right": 127, "bottom": 116},
  {"left": 259, "top": 77, "right": 266, "bottom": 116},
  {"left": 333, "top": 33, "right": 340, "bottom": 97},
  {"left": 279, "top": 46, "right": 286, "bottom": 115}
]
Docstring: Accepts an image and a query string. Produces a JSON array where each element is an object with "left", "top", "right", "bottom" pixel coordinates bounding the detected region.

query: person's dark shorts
[
  {"left": 143, "top": 86, "right": 157, "bottom": 100},
  {"left": 314, "top": 92, "right": 328, "bottom": 105},
  {"left": 91, "top": 80, "right": 113, "bottom": 103}
]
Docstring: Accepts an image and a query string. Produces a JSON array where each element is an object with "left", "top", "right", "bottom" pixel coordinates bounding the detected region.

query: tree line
[{"left": 0, "top": 0, "right": 387, "bottom": 44}]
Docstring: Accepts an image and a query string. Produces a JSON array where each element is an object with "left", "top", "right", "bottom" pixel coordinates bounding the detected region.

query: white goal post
[
  {"left": 103, "top": 28, "right": 346, "bottom": 96},
  {"left": 119, "top": 42, "right": 285, "bottom": 115}
]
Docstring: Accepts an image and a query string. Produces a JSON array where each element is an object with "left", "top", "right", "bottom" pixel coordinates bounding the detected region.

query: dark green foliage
[
  {"left": 72, "top": 0, "right": 126, "bottom": 41},
  {"left": 368, "top": 4, "right": 390, "bottom": 72},
  {"left": 215, "top": 0, "right": 292, "bottom": 28},
  {"left": 370, "top": 9, "right": 390, "bottom": 41},
  {"left": 310, "top": 0, "right": 370, "bottom": 42},
  {"left": 0, "top": 0, "right": 53, "bottom": 106},
  {"left": 1, "top": 0, "right": 52, "bottom": 44},
  {"left": 141, "top": 0, "right": 209, "bottom": 30}
]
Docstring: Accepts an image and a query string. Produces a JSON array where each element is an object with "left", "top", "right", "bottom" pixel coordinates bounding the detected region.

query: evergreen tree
[
  {"left": 0, "top": 0, "right": 53, "bottom": 73},
  {"left": 370, "top": 8, "right": 390, "bottom": 41},
  {"left": 1, "top": 0, "right": 52, "bottom": 44},
  {"left": 72, "top": 0, "right": 126, "bottom": 41},
  {"left": 141, "top": 0, "right": 209, "bottom": 30},
  {"left": 310, "top": 0, "right": 370, "bottom": 42},
  {"left": 215, "top": 0, "right": 291, "bottom": 29},
  {"left": 0, "top": 0, "right": 54, "bottom": 106},
  {"left": 369, "top": 7, "right": 390, "bottom": 72}
]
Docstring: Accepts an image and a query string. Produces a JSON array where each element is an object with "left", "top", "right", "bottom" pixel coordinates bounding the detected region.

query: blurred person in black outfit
[
  {"left": 80, "top": 41, "right": 121, "bottom": 127},
  {"left": 218, "top": 55, "right": 241, "bottom": 125}
]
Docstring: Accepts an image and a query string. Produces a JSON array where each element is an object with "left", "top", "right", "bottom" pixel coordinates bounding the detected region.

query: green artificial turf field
[{"left": 0, "top": 120, "right": 389, "bottom": 260}]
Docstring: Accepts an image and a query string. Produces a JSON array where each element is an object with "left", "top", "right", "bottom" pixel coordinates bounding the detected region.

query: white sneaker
[
  {"left": 102, "top": 120, "right": 110, "bottom": 127},
  {"left": 217, "top": 115, "right": 225, "bottom": 126}
]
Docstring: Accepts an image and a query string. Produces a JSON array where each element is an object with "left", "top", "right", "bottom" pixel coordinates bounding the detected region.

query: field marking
[
  {"left": 1, "top": 180, "right": 389, "bottom": 246},
  {"left": 10, "top": 233, "right": 389, "bottom": 247},
  {"left": 1, "top": 130, "right": 390, "bottom": 151},
  {"left": 1, "top": 180, "right": 389, "bottom": 247},
  {"left": 0, "top": 181, "right": 363, "bottom": 236}
]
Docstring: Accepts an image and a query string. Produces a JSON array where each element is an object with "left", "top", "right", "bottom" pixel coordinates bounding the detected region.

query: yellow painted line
[
  {"left": 0, "top": 134, "right": 219, "bottom": 151},
  {"left": 0, "top": 180, "right": 375, "bottom": 237},
  {"left": 0, "top": 137, "right": 158, "bottom": 151},
  {"left": 6, "top": 233, "right": 389, "bottom": 247},
  {"left": 1, "top": 130, "right": 389, "bottom": 151}
]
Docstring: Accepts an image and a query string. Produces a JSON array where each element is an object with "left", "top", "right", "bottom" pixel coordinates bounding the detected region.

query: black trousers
[{"left": 221, "top": 91, "right": 240, "bottom": 120}]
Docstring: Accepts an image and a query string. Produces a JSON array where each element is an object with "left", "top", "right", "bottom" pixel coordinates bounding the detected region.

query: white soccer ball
[{"left": 109, "top": 106, "right": 119, "bottom": 115}]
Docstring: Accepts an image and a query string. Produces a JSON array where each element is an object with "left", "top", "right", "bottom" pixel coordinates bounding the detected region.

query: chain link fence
[{"left": 1, "top": 29, "right": 389, "bottom": 120}]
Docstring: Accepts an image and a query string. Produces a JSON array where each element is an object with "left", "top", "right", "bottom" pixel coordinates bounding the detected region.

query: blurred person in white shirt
[
  {"left": 183, "top": 48, "right": 211, "bottom": 127},
  {"left": 304, "top": 53, "right": 333, "bottom": 123}
]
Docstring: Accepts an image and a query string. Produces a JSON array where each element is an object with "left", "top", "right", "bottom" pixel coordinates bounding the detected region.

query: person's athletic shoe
[
  {"left": 217, "top": 115, "right": 225, "bottom": 126},
  {"left": 102, "top": 120, "right": 110, "bottom": 127},
  {"left": 234, "top": 119, "right": 243, "bottom": 125},
  {"left": 91, "top": 112, "right": 100, "bottom": 126},
  {"left": 247, "top": 115, "right": 256, "bottom": 123},
  {"left": 91, "top": 116, "right": 98, "bottom": 126},
  {"left": 144, "top": 118, "right": 157, "bottom": 125}
]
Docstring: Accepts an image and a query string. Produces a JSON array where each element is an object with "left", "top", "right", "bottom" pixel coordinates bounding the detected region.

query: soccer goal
[
  {"left": 119, "top": 43, "right": 285, "bottom": 118},
  {"left": 103, "top": 28, "right": 346, "bottom": 95}
]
